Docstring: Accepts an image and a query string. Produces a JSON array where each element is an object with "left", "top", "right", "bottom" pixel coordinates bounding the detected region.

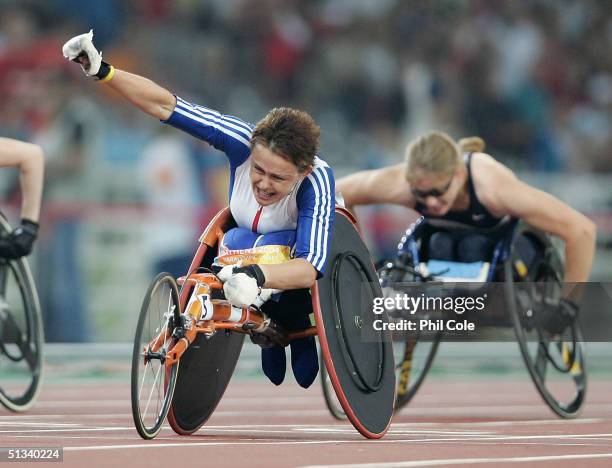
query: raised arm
[
  {"left": 62, "top": 31, "right": 176, "bottom": 120},
  {"left": 105, "top": 70, "right": 176, "bottom": 120},
  {"left": 337, "top": 163, "right": 414, "bottom": 211}
]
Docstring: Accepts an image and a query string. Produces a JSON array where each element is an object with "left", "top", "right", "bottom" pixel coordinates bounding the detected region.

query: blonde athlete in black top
[{"left": 339, "top": 131, "right": 596, "bottom": 317}]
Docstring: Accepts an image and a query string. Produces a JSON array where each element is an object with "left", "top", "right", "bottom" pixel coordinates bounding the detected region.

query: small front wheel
[{"left": 131, "top": 272, "right": 180, "bottom": 439}]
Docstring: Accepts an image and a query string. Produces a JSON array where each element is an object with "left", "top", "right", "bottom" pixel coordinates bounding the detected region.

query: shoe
[
  {"left": 261, "top": 345, "right": 286, "bottom": 385},
  {"left": 290, "top": 336, "right": 318, "bottom": 388}
]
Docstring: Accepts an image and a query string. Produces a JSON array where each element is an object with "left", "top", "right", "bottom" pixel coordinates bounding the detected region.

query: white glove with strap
[
  {"left": 217, "top": 264, "right": 278, "bottom": 308},
  {"left": 62, "top": 30, "right": 114, "bottom": 81}
]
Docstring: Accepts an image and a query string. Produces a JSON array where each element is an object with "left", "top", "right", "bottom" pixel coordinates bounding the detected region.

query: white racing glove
[
  {"left": 62, "top": 30, "right": 114, "bottom": 81},
  {"left": 217, "top": 264, "right": 278, "bottom": 309}
]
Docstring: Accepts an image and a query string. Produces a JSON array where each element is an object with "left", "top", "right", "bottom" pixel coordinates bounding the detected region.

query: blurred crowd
[
  {"left": 0, "top": 0, "right": 611, "bottom": 340},
  {"left": 1, "top": 0, "right": 611, "bottom": 172}
]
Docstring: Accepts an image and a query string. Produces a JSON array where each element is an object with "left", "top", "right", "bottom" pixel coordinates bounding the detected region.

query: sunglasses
[{"left": 410, "top": 175, "right": 454, "bottom": 200}]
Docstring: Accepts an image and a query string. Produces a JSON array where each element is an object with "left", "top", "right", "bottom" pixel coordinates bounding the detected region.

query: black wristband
[
  {"left": 95, "top": 61, "right": 113, "bottom": 80},
  {"left": 20, "top": 218, "right": 39, "bottom": 236},
  {"left": 236, "top": 264, "right": 266, "bottom": 287}
]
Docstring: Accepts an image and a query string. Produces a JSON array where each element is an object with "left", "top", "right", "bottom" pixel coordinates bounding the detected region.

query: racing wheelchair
[
  {"left": 131, "top": 207, "right": 396, "bottom": 440},
  {"left": 0, "top": 214, "right": 44, "bottom": 412},
  {"left": 322, "top": 215, "right": 587, "bottom": 419}
]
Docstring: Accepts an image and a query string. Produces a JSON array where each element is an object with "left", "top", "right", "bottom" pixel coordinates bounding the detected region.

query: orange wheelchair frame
[{"left": 131, "top": 206, "right": 395, "bottom": 440}]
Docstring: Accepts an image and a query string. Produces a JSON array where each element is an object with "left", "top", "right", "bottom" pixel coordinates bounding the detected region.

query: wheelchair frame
[
  {"left": 322, "top": 215, "right": 587, "bottom": 419},
  {"left": 131, "top": 207, "right": 395, "bottom": 440}
]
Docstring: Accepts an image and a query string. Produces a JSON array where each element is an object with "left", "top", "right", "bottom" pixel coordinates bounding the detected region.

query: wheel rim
[
  {"left": 393, "top": 333, "right": 441, "bottom": 411},
  {"left": 506, "top": 237, "right": 587, "bottom": 418},
  {"left": 0, "top": 258, "right": 43, "bottom": 412},
  {"left": 131, "top": 273, "right": 180, "bottom": 438}
]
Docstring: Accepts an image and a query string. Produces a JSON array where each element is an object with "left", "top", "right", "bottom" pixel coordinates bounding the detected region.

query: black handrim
[{"left": 330, "top": 252, "right": 386, "bottom": 393}]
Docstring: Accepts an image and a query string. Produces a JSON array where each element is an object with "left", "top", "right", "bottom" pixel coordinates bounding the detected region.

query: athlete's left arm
[
  {"left": 481, "top": 164, "right": 596, "bottom": 283},
  {"left": 258, "top": 258, "right": 318, "bottom": 290}
]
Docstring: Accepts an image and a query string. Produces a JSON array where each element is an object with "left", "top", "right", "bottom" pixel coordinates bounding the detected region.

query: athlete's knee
[
  {"left": 428, "top": 231, "right": 454, "bottom": 260},
  {"left": 456, "top": 233, "right": 494, "bottom": 263}
]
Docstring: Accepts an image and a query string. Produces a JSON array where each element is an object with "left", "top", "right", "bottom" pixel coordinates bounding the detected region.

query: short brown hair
[{"left": 251, "top": 107, "right": 320, "bottom": 172}]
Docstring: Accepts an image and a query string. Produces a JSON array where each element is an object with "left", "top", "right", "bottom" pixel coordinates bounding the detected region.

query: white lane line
[
  {"left": 0, "top": 415, "right": 606, "bottom": 430},
  {"left": 300, "top": 452, "right": 612, "bottom": 467},
  {"left": 4, "top": 423, "right": 612, "bottom": 445},
  {"left": 296, "top": 428, "right": 494, "bottom": 436},
  {"left": 0, "top": 422, "right": 81, "bottom": 427},
  {"left": 415, "top": 433, "right": 612, "bottom": 442},
  {"left": 0, "top": 427, "right": 134, "bottom": 433},
  {"left": 62, "top": 441, "right": 357, "bottom": 451},
  {"left": 23, "top": 402, "right": 612, "bottom": 417},
  {"left": 440, "top": 441, "right": 612, "bottom": 447},
  {"left": 400, "top": 404, "right": 612, "bottom": 416},
  {"left": 398, "top": 418, "right": 606, "bottom": 427},
  {"left": 30, "top": 396, "right": 323, "bottom": 407}
]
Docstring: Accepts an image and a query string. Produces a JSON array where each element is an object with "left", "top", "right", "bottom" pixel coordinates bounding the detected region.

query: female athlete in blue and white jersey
[{"left": 62, "top": 31, "right": 335, "bottom": 388}]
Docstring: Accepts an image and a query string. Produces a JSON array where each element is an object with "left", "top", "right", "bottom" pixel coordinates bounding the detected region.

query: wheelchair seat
[{"left": 422, "top": 259, "right": 490, "bottom": 282}]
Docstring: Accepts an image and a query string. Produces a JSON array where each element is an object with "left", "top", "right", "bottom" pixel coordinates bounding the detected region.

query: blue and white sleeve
[
  {"left": 163, "top": 96, "right": 253, "bottom": 167},
  {"left": 294, "top": 165, "right": 335, "bottom": 277}
]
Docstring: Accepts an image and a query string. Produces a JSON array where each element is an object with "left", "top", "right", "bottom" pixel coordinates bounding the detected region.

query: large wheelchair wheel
[
  {"left": 315, "top": 210, "right": 395, "bottom": 438},
  {"left": 0, "top": 219, "right": 43, "bottom": 413},
  {"left": 131, "top": 272, "right": 180, "bottom": 439},
  {"left": 504, "top": 226, "right": 586, "bottom": 418},
  {"left": 320, "top": 255, "right": 442, "bottom": 417}
]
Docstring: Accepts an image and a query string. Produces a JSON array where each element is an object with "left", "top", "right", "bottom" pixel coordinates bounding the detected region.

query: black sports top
[{"left": 415, "top": 153, "right": 502, "bottom": 228}]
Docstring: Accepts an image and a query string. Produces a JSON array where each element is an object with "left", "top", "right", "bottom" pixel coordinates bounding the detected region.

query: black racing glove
[
  {"left": 543, "top": 297, "right": 579, "bottom": 336},
  {"left": 0, "top": 219, "right": 39, "bottom": 259}
]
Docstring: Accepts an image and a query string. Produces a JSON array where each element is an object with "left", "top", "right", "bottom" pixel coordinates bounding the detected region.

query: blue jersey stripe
[
  {"left": 314, "top": 167, "right": 333, "bottom": 270},
  {"left": 174, "top": 102, "right": 252, "bottom": 147},
  {"left": 166, "top": 100, "right": 251, "bottom": 168},
  {"left": 179, "top": 101, "right": 254, "bottom": 141},
  {"left": 304, "top": 165, "right": 334, "bottom": 272},
  {"left": 191, "top": 106, "right": 254, "bottom": 134},
  {"left": 305, "top": 173, "right": 321, "bottom": 267},
  {"left": 313, "top": 168, "right": 333, "bottom": 270},
  {"left": 177, "top": 97, "right": 254, "bottom": 134}
]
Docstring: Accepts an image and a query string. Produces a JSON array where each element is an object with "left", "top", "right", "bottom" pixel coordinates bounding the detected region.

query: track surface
[{"left": 2, "top": 374, "right": 612, "bottom": 467}]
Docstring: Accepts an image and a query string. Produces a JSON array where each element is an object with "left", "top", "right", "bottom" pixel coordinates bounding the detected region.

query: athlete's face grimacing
[
  {"left": 249, "top": 143, "right": 307, "bottom": 206},
  {"left": 410, "top": 170, "right": 461, "bottom": 216}
]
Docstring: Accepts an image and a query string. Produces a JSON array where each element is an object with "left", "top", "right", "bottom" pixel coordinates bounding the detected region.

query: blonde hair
[
  {"left": 458, "top": 136, "right": 486, "bottom": 153},
  {"left": 405, "top": 132, "right": 486, "bottom": 181}
]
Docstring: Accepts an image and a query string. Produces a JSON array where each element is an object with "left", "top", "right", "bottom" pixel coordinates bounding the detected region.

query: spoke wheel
[
  {"left": 0, "top": 217, "right": 43, "bottom": 413},
  {"left": 131, "top": 273, "right": 180, "bottom": 439},
  {"left": 505, "top": 231, "right": 586, "bottom": 418}
]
